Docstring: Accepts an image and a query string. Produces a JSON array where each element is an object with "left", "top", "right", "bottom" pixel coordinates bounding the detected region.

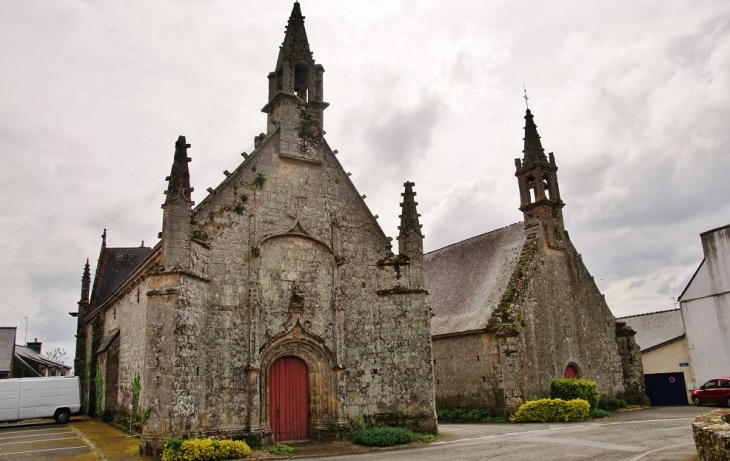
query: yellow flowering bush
[
  {"left": 161, "top": 437, "right": 251, "bottom": 461},
  {"left": 509, "top": 398, "right": 590, "bottom": 423}
]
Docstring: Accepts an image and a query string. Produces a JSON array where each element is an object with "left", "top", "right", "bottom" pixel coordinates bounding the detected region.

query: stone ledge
[{"left": 692, "top": 408, "right": 730, "bottom": 461}]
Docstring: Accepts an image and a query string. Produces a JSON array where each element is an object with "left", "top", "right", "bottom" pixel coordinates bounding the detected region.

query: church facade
[
  {"left": 426, "top": 109, "right": 647, "bottom": 414},
  {"left": 72, "top": 4, "right": 436, "bottom": 454}
]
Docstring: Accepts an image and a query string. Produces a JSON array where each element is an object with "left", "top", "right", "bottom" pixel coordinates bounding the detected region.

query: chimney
[{"left": 27, "top": 338, "right": 42, "bottom": 354}]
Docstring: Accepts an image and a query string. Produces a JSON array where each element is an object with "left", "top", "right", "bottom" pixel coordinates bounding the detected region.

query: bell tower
[
  {"left": 514, "top": 108, "right": 566, "bottom": 249},
  {"left": 262, "top": 2, "right": 329, "bottom": 162}
]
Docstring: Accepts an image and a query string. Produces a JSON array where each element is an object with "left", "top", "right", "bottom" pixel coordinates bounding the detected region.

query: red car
[{"left": 691, "top": 377, "right": 730, "bottom": 406}]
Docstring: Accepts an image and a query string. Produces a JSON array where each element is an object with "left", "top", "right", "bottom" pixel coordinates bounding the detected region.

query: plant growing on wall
[
  {"left": 95, "top": 369, "right": 103, "bottom": 415},
  {"left": 131, "top": 372, "right": 141, "bottom": 415},
  {"left": 254, "top": 173, "right": 266, "bottom": 189}
]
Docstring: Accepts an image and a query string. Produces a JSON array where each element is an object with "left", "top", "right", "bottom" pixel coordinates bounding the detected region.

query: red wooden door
[
  {"left": 269, "top": 356, "right": 309, "bottom": 441},
  {"left": 564, "top": 364, "right": 578, "bottom": 378}
]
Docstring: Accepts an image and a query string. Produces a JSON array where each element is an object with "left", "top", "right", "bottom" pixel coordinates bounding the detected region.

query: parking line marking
[
  {"left": 0, "top": 431, "right": 73, "bottom": 440},
  {"left": 0, "top": 445, "right": 88, "bottom": 457},
  {"left": 0, "top": 428, "right": 59, "bottom": 435},
  {"left": 0, "top": 436, "right": 78, "bottom": 445}
]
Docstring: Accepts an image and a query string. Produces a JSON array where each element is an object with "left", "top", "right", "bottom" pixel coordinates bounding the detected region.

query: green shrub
[
  {"left": 267, "top": 443, "right": 293, "bottom": 456},
  {"left": 598, "top": 395, "right": 627, "bottom": 411},
  {"left": 437, "top": 408, "right": 504, "bottom": 423},
  {"left": 550, "top": 378, "right": 600, "bottom": 409},
  {"left": 353, "top": 426, "right": 415, "bottom": 447},
  {"left": 510, "top": 398, "right": 590, "bottom": 423},
  {"left": 231, "top": 434, "right": 261, "bottom": 449},
  {"left": 161, "top": 438, "right": 251, "bottom": 461},
  {"left": 590, "top": 408, "right": 611, "bottom": 419}
]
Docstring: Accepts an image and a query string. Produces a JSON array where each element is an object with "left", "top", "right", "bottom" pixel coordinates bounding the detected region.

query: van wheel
[
  {"left": 54, "top": 409, "right": 70, "bottom": 424},
  {"left": 692, "top": 396, "right": 702, "bottom": 406}
]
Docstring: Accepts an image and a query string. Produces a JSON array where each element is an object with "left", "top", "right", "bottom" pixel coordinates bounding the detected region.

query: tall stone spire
[
  {"left": 514, "top": 108, "right": 566, "bottom": 249},
  {"left": 263, "top": 2, "right": 328, "bottom": 161},
  {"left": 160, "top": 136, "right": 193, "bottom": 270},
  {"left": 522, "top": 109, "right": 548, "bottom": 166},
  {"left": 398, "top": 181, "right": 424, "bottom": 287}
]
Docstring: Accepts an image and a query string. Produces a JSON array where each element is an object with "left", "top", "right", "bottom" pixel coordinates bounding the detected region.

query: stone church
[
  {"left": 72, "top": 3, "right": 436, "bottom": 454},
  {"left": 426, "top": 108, "right": 646, "bottom": 414}
]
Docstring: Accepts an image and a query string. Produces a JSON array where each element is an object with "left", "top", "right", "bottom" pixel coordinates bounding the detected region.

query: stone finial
[
  {"left": 165, "top": 136, "right": 193, "bottom": 203},
  {"left": 79, "top": 258, "right": 91, "bottom": 307},
  {"left": 398, "top": 181, "right": 423, "bottom": 240}
]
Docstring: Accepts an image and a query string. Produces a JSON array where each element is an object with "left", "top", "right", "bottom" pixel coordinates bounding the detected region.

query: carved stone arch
[
  {"left": 259, "top": 218, "right": 334, "bottom": 255},
  {"left": 259, "top": 321, "right": 344, "bottom": 439}
]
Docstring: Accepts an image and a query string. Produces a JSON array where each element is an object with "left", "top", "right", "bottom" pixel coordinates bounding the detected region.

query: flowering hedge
[
  {"left": 161, "top": 438, "right": 251, "bottom": 461},
  {"left": 510, "top": 398, "right": 590, "bottom": 423}
]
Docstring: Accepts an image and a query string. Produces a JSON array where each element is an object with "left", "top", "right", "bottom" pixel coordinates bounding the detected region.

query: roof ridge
[
  {"left": 425, "top": 222, "right": 523, "bottom": 256},
  {"left": 616, "top": 307, "right": 681, "bottom": 320},
  {"left": 105, "top": 246, "right": 152, "bottom": 250}
]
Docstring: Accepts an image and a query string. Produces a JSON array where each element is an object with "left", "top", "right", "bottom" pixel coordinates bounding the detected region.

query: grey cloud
[
  {"left": 361, "top": 93, "right": 444, "bottom": 180},
  {"left": 627, "top": 279, "right": 645, "bottom": 290}
]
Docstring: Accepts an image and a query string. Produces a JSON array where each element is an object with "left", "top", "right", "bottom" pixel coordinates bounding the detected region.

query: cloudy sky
[{"left": 1, "top": 1, "right": 729, "bottom": 366}]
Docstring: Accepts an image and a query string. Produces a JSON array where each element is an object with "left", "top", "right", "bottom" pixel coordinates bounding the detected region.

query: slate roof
[
  {"left": 14, "top": 344, "right": 71, "bottom": 375},
  {"left": 617, "top": 308, "right": 685, "bottom": 352},
  {"left": 0, "top": 327, "right": 17, "bottom": 374},
  {"left": 91, "top": 247, "right": 153, "bottom": 308},
  {"left": 425, "top": 223, "right": 526, "bottom": 336}
]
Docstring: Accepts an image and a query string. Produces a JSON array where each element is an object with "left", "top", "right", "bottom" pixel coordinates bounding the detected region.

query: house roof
[
  {"left": 617, "top": 308, "right": 685, "bottom": 352},
  {"left": 91, "top": 246, "right": 153, "bottom": 308},
  {"left": 14, "top": 344, "right": 71, "bottom": 372},
  {"left": 425, "top": 223, "right": 526, "bottom": 336},
  {"left": 0, "top": 327, "right": 16, "bottom": 373}
]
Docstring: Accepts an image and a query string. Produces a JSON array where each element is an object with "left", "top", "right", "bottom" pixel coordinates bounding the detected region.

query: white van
[{"left": 0, "top": 376, "right": 81, "bottom": 424}]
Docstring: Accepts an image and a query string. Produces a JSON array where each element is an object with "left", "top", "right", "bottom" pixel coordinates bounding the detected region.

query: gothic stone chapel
[{"left": 72, "top": 3, "right": 437, "bottom": 454}]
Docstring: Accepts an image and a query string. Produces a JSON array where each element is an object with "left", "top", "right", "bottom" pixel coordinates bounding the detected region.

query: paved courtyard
[{"left": 299, "top": 406, "right": 707, "bottom": 461}]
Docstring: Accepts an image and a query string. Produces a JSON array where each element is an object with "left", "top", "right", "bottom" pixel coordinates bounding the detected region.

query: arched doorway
[
  {"left": 269, "top": 356, "right": 309, "bottom": 441},
  {"left": 564, "top": 364, "right": 579, "bottom": 378}
]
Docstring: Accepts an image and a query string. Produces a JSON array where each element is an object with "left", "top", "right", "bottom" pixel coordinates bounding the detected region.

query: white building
[{"left": 678, "top": 224, "right": 730, "bottom": 386}]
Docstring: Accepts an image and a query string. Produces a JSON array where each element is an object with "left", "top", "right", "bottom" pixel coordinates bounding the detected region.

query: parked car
[{"left": 691, "top": 377, "right": 730, "bottom": 407}]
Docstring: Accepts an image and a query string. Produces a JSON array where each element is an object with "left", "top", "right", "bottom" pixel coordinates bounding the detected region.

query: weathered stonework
[
  {"left": 73, "top": 4, "right": 436, "bottom": 456},
  {"left": 693, "top": 409, "right": 730, "bottom": 461}
]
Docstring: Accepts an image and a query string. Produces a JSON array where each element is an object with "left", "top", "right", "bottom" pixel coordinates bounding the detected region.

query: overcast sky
[{"left": 1, "top": 1, "right": 729, "bottom": 367}]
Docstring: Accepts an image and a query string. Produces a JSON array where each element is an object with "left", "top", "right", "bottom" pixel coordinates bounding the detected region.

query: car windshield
[{"left": 704, "top": 380, "right": 716, "bottom": 389}]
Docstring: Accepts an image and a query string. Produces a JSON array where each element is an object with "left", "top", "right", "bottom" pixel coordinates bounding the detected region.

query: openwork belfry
[{"left": 71, "top": 3, "right": 436, "bottom": 455}]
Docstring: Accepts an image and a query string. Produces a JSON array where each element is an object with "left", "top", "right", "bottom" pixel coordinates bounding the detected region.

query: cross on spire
[{"left": 523, "top": 84, "right": 530, "bottom": 109}]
